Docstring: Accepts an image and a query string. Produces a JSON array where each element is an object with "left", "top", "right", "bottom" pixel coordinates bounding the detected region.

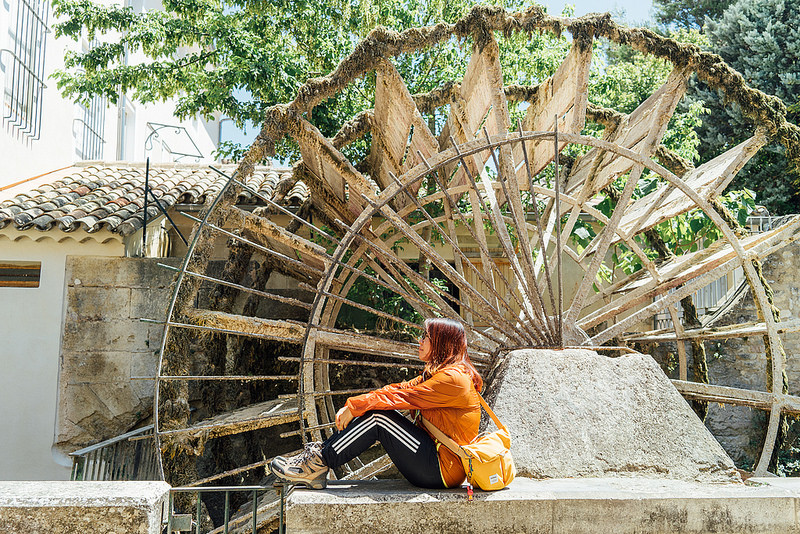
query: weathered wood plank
[
  {"left": 223, "top": 205, "right": 328, "bottom": 270},
  {"left": 184, "top": 308, "right": 307, "bottom": 342},
  {"left": 370, "top": 60, "right": 438, "bottom": 204},
  {"left": 566, "top": 66, "right": 691, "bottom": 197},
  {"left": 625, "top": 318, "right": 800, "bottom": 343},
  {"left": 293, "top": 116, "right": 376, "bottom": 220},
  {"left": 159, "top": 398, "right": 299, "bottom": 439},
  {"left": 615, "top": 134, "right": 766, "bottom": 241},
  {"left": 513, "top": 44, "right": 592, "bottom": 180},
  {"left": 672, "top": 380, "right": 773, "bottom": 411}
]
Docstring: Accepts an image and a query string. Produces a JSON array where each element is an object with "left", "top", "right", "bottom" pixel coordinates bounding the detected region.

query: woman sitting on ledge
[{"left": 271, "top": 317, "right": 483, "bottom": 489}]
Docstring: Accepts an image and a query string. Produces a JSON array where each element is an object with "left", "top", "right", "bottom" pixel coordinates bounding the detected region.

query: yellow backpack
[{"left": 422, "top": 393, "right": 516, "bottom": 491}]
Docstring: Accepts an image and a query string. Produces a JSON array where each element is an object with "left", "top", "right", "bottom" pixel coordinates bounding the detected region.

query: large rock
[{"left": 484, "top": 349, "right": 739, "bottom": 483}]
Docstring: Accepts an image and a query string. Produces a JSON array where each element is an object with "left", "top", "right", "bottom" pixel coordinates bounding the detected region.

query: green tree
[
  {"left": 52, "top": 0, "right": 572, "bottom": 161},
  {"left": 652, "top": 0, "right": 734, "bottom": 30},
  {"left": 691, "top": 0, "right": 800, "bottom": 214}
]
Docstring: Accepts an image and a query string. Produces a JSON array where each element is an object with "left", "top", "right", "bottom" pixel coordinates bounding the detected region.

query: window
[
  {"left": 73, "top": 39, "right": 107, "bottom": 160},
  {"left": 116, "top": 96, "right": 135, "bottom": 160},
  {"left": 0, "top": 261, "right": 41, "bottom": 287},
  {"left": 1, "top": 0, "right": 49, "bottom": 141},
  {"left": 75, "top": 92, "right": 107, "bottom": 160}
]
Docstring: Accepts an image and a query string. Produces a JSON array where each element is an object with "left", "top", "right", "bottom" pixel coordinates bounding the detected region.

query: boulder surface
[{"left": 483, "top": 348, "right": 740, "bottom": 483}]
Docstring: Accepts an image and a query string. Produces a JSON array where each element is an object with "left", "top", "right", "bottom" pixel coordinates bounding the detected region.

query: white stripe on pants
[{"left": 330, "top": 412, "right": 420, "bottom": 454}]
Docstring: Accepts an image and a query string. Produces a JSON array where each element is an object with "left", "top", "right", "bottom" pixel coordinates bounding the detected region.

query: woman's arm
[
  {"left": 345, "top": 368, "right": 471, "bottom": 416},
  {"left": 335, "top": 374, "right": 425, "bottom": 430}
]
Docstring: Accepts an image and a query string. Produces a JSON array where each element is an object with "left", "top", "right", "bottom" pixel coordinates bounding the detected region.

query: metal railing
[
  {"left": 2, "top": 0, "right": 50, "bottom": 141},
  {"left": 653, "top": 273, "right": 737, "bottom": 330},
  {"left": 69, "top": 425, "right": 160, "bottom": 481},
  {"left": 652, "top": 213, "right": 774, "bottom": 330},
  {"left": 167, "top": 484, "right": 288, "bottom": 534}
]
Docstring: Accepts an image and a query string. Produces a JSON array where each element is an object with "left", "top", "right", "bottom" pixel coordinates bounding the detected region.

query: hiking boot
[{"left": 270, "top": 442, "right": 329, "bottom": 489}]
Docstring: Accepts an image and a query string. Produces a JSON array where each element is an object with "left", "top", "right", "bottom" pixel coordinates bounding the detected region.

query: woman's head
[{"left": 419, "top": 318, "right": 482, "bottom": 390}]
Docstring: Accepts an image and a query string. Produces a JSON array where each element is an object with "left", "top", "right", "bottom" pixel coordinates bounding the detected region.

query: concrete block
[
  {"left": 62, "top": 351, "right": 131, "bottom": 384},
  {"left": 66, "top": 256, "right": 180, "bottom": 288},
  {"left": 62, "top": 383, "right": 113, "bottom": 424},
  {"left": 67, "top": 287, "right": 131, "bottom": 321},
  {"left": 66, "top": 256, "right": 134, "bottom": 287},
  {"left": 147, "top": 324, "right": 167, "bottom": 350},
  {"left": 0, "top": 481, "right": 169, "bottom": 534},
  {"left": 287, "top": 478, "right": 800, "bottom": 534},
  {"left": 130, "top": 287, "right": 171, "bottom": 321},
  {"left": 57, "top": 381, "right": 151, "bottom": 449},
  {"left": 62, "top": 319, "right": 152, "bottom": 352},
  {"left": 89, "top": 382, "right": 143, "bottom": 420}
]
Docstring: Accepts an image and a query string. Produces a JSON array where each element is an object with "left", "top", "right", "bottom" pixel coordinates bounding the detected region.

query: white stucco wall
[
  {"left": 0, "top": 0, "right": 221, "bottom": 188},
  {"left": 0, "top": 229, "right": 123, "bottom": 480}
]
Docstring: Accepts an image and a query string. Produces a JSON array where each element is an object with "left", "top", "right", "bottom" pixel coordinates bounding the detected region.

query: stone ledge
[
  {"left": 287, "top": 477, "right": 800, "bottom": 534},
  {"left": 0, "top": 481, "right": 170, "bottom": 534}
]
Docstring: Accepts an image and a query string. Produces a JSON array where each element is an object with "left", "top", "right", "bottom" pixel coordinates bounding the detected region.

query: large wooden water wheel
[{"left": 153, "top": 5, "right": 800, "bottom": 529}]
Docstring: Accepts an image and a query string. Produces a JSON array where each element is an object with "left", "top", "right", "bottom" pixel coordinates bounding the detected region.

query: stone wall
[
  {"left": 55, "top": 257, "right": 180, "bottom": 453},
  {"left": 55, "top": 257, "right": 314, "bottom": 454}
]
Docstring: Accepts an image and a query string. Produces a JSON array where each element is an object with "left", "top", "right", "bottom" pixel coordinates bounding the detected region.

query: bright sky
[
  {"left": 542, "top": 0, "right": 655, "bottom": 25},
  {"left": 221, "top": 0, "right": 656, "bottom": 149}
]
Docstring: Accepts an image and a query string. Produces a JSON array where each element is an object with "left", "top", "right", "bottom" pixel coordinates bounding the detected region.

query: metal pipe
[
  {"left": 252, "top": 490, "right": 258, "bottom": 534},
  {"left": 157, "top": 263, "right": 310, "bottom": 309},
  {"left": 195, "top": 493, "right": 201, "bottom": 534},
  {"left": 554, "top": 116, "right": 564, "bottom": 348},
  {"left": 143, "top": 157, "right": 149, "bottom": 256},
  {"left": 278, "top": 484, "right": 286, "bottom": 534},
  {"left": 168, "top": 491, "right": 175, "bottom": 533},
  {"left": 223, "top": 491, "right": 230, "bottom": 534}
]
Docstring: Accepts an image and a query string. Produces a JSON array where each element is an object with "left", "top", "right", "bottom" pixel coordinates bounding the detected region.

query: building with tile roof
[
  {"left": 0, "top": 160, "right": 300, "bottom": 480},
  {"left": 0, "top": 0, "right": 277, "bottom": 481},
  {"left": 1, "top": 161, "right": 301, "bottom": 248}
]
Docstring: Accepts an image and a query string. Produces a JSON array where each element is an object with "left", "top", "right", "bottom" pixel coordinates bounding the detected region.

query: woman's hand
[{"left": 335, "top": 406, "right": 354, "bottom": 431}]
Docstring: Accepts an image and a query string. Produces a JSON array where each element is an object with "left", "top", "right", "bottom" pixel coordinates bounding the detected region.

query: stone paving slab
[
  {"left": 287, "top": 477, "right": 800, "bottom": 534},
  {"left": 0, "top": 481, "right": 170, "bottom": 534}
]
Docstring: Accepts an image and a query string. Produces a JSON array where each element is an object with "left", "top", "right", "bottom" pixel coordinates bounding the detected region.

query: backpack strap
[
  {"left": 476, "top": 393, "right": 507, "bottom": 432},
  {"left": 420, "top": 390, "right": 506, "bottom": 459},
  {"left": 421, "top": 417, "right": 469, "bottom": 460}
]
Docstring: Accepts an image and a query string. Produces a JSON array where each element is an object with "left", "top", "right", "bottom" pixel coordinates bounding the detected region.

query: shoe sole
[
  {"left": 272, "top": 474, "right": 327, "bottom": 490},
  {"left": 270, "top": 460, "right": 327, "bottom": 490}
]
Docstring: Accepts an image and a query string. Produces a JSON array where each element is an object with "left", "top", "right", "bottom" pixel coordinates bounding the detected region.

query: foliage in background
[
  {"left": 652, "top": 0, "right": 734, "bottom": 30},
  {"left": 55, "top": 0, "right": 774, "bottom": 304},
  {"left": 688, "top": 0, "right": 800, "bottom": 215},
  {"left": 53, "top": 0, "right": 570, "bottom": 163}
]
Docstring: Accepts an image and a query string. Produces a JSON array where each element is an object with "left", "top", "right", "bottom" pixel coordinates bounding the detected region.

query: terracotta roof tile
[{"left": 0, "top": 162, "right": 299, "bottom": 236}]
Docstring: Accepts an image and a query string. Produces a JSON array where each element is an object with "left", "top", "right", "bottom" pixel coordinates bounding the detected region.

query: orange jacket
[{"left": 345, "top": 365, "right": 480, "bottom": 488}]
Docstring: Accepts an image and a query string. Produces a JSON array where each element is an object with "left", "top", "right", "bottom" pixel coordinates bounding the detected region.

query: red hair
[{"left": 423, "top": 318, "right": 483, "bottom": 391}]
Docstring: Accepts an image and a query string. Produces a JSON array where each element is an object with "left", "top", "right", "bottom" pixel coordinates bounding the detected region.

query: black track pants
[{"left": 320, "top": 410, "right": 446, "bottom": 489}]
